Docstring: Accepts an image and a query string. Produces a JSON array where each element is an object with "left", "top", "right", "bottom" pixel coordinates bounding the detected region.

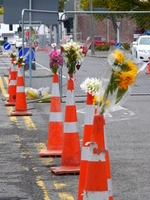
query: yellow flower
[
  {"left": 114, "top": 49, "right": 125, "bottom": 63},
  {"left": 126, "top": 60, "right": 138, "bottom": 73},
  {"left": 118, "top": 71, "right": 137, "bottom": 90},
  {"left": 93, "top": 95, "right": 110, "bottom": 107}
]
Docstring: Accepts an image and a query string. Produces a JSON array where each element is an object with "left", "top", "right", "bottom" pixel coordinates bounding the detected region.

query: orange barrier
[
  {"left": 10, "top": 65, "right": 32, "bottom": 116},
  {"left": 83, "top": 114, "right": 109, "bottom": 199},
  {"left": 36, "top": 44, "right": 49, "bottom": 53},
  {"left": 50, "top": 78, "right": 81, "bottom": 174},
  {"left": 5, "top": 63, "right": 17, "bottom": 106},
  {"left": 78, "top": 92, "right": 95, "bottom": 200},
  {"left": 39, "top": 73, "right": 63, "bottom": 157},
  {"left": 146, "top": 58, "right": 150, "bottom": 74}
]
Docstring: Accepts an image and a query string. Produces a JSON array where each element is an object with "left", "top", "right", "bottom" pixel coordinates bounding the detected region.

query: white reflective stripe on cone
[
  {"left": 81, "top": 146, "right": 90, "bottom": 160},
  {"left": 52, "top": 83, "right": 60, "bottom": 96},
  {"left": 84, "top": 105, "right": 95, "bottom": 124},
  {"left": 11, "top": 65, "right": 17, "bottom": 71},
  {"left": 64, "top": 122, "right": 78, "bottom": 133},
  {"left": 10, "top": 80, "right": 17, "bottom": 85},
  {"left": 108, "top": 178, "right": 113, "bottom": 197},
  {"left": 87, "top": 143, "right": 106, "bottom": 162},
  {"left": 49, "top": 112, "right": 63, "bottom": 122},
  {"left": 17, "top": 68, "right": 22, "bottom": 77},
  {"left": 66, "top": 90, "right": 75, "bottom": 105},
  {"left": 83, "top": 191, "right": 109, "bottom": 200},
  {"left": 16, "top": 86, "right": 25, "bottom": 92}
]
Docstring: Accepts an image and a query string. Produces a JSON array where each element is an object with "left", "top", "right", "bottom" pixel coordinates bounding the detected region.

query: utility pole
[{"left": 90, "top": 0, "right": 95, "bottom": 55}]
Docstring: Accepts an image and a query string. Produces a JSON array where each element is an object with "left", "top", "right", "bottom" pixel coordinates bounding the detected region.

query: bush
[
  {"left": 0, "top": 40, "right": 5, "bottom": 46},
  {"left": 121, "top": 42, "right": 130, "bottom": 50},
  {"left": 95, "top": 44, "right": 110, "bottom": 51}
]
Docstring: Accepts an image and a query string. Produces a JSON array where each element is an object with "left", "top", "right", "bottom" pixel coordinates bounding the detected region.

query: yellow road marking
[
  {"left": 36, "top": 176, "right": 51, "bottom": 200},
  {"left": 0, "top": 77, "right": 20, "bottom": 128},
  {"left": 23, "top": 116, "right": 37, "bottom": 130},
  {"left": 36, "top": 143, "right": 54, "bottom": 164},
  {"left": 58, "top": 193, "right": 74, "bottom": 200}
]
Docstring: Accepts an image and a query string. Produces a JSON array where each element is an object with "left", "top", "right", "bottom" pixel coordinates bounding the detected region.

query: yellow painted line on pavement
[
  {"left": 36, "top": 176, "right": 51, "bottom": 200},
  {"left": 23, "top": 116, "right": 37, "bottom": 130},
  {"left": 0, "top": 76, "right": 37, "bottom": 130},
  {"left": 0, "top": 77, "right": 20, "bottom": 128},
  {"left": 53, "top": 181, "right": 74, "bottom": 200},
  {"left": 36, "top": 143, "right": 54, "bottom": 164}
]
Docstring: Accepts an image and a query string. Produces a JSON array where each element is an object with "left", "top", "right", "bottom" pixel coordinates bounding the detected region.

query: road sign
[
  {"left": 116, "top": 42, "right": 121, "bottom": 48},
  {"left": 3, "top": 42, "right": 11, "bottom": 51},
  {"left": 19, "top": 47, "right": 35, "bottom": 63}
]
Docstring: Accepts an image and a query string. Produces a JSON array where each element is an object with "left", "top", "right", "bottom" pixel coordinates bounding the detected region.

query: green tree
[
  {"left": 59, "top": 0, "right": 68, "bottom": 12},
  {"left": 80, "top": 0, "right": 150, "bottom": 31}
]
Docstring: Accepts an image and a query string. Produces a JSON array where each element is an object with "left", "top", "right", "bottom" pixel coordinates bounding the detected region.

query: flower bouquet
[
  {"left": 10, "top": 51, "right": 17, "bottom": 64},
  {"left": 14, "top": 56, "right": 26, "bottom": 67},
  {"left": 49, "top": 43, "right": 63, "bottom": 74},
  {"left": 61, "top": 39, "right": 84, "bottom": 78},
  {"left": 96, "top": 49, "right": 138, "bottom": 114},
  {"left": 80, "top": 77, "right": 102, "bottom": 96}
]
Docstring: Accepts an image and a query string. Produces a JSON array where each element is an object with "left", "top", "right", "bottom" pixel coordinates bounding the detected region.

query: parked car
[
  {"left": 88, "top": 35, "right": 115, "bottom": 47},
  {"left": 131, "top": 35, "right": 150, "bottom": 62},
  {"left": 15, "top": 38, "right": 27, "bottom": 49}
]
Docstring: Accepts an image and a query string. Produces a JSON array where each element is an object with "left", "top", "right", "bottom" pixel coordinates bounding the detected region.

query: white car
[
  {"left": 131, "top": 35, "right": 150, "bottom": 62},
  {"left": 15, "top": 38, "right": 27, "bottom": 49}
]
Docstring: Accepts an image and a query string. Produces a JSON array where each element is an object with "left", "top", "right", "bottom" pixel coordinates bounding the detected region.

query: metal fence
[
  {"left": 20, "top": 10, "right": 150, "bottom": 99},
  {"left": 59, "top": 11, "right": 150, "bottom": 100}
]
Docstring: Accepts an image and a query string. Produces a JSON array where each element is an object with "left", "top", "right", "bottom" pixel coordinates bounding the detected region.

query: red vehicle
[{"left": 88, "top": 35, "right": 115, "bottom": 47}]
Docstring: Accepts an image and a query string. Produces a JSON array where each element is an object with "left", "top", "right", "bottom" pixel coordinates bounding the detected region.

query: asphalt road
[{"left": 0, "top": 48, "right": 150, "bottom": 200}]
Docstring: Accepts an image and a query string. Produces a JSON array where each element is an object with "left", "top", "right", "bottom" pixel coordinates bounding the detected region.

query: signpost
[
  {"left": 19, "top": 47, "right": 35, "bottom": 87},
  {"left": 116, "top": 21, "right": 121, "bottom": 43}
]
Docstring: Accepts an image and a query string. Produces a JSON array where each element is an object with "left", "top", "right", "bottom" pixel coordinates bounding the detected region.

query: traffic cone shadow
[
  {"left": 50, "top": 77, "right": 81, "bottom": 174},
  {"left": 39, "top": 73, "right": 63, "bottom": 157},
  {"left": 5, "top": 63, "right": 17, "bottom": 106},
  {"left": 10, "top": 65, "right": 32, "bottom": 116},
  {"left": 78, "top": 92, "right": 95, "bottom": 200}
]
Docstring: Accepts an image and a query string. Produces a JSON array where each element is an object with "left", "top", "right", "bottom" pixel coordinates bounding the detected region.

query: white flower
[
  {"left": 80, "top": 77, "right": 102, "bottom": 96},
  {"left": 51, "top": 43, "right": 57, "bottom": 48}
]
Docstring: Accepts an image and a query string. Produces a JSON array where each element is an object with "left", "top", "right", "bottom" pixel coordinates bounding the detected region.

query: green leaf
[{"left": 115, "top": 88, "right": 127, "bottom": 104}]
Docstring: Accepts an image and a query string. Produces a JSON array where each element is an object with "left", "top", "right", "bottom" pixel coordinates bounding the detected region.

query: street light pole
[{"left": 90, "top": 0, "right": 95, "bottom": 55}]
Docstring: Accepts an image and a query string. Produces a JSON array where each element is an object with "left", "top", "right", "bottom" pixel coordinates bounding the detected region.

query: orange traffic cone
[
  {"left": 83, "top": 114, "right": 109, "bottom": 200},
  {"left": 5, "top": 62, "right": 17, "bottom": 106},
  {"left": 50, "top": 77, "right": 81, "bottom": 174},
  {"left": 146, "top": 57, "right": 150, "bottom": 74},
  {"left": 45, "top": 45, "right": 49, "bottom": 53},
  {"left": 39, "top": 73, "right": 63, "bottom": 157},
  {"left": 10, "top": 65, "right": 32, "bottom": 116},
  {"left": 78, "top": 92, "right": 95, "bottom": 200}
]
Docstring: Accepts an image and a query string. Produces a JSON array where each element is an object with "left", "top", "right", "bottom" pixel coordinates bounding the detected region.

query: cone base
[
  {"left": 10, "top": 110, "right": 32, "bottom": 116},
  {"left": 50, "top": 166, "right": 80, "bottom": 175},
  {"left": 146, "top": 72, "right": 150, "bottom": 74},
  {"left": 5, "top": 101, "right": 15, "bottom": 106},
  {"left": 39, "top": 149, "right": 62, "bottom": 157}
]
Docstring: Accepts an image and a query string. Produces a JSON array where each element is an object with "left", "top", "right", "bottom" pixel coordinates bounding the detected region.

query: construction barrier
[
  {"left": 10, "top": 65, "right": 32, "bottom": 116},
  {"left": 39, "top": 73, "right": 63, "bottom": 157},
  {"left": 50, "top": 78, "right": 81, "bottom": 174}
]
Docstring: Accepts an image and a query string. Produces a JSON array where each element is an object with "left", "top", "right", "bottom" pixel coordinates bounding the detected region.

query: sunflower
[{"left": 118, "top": 71, "right": 137, "bottom": 90}]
